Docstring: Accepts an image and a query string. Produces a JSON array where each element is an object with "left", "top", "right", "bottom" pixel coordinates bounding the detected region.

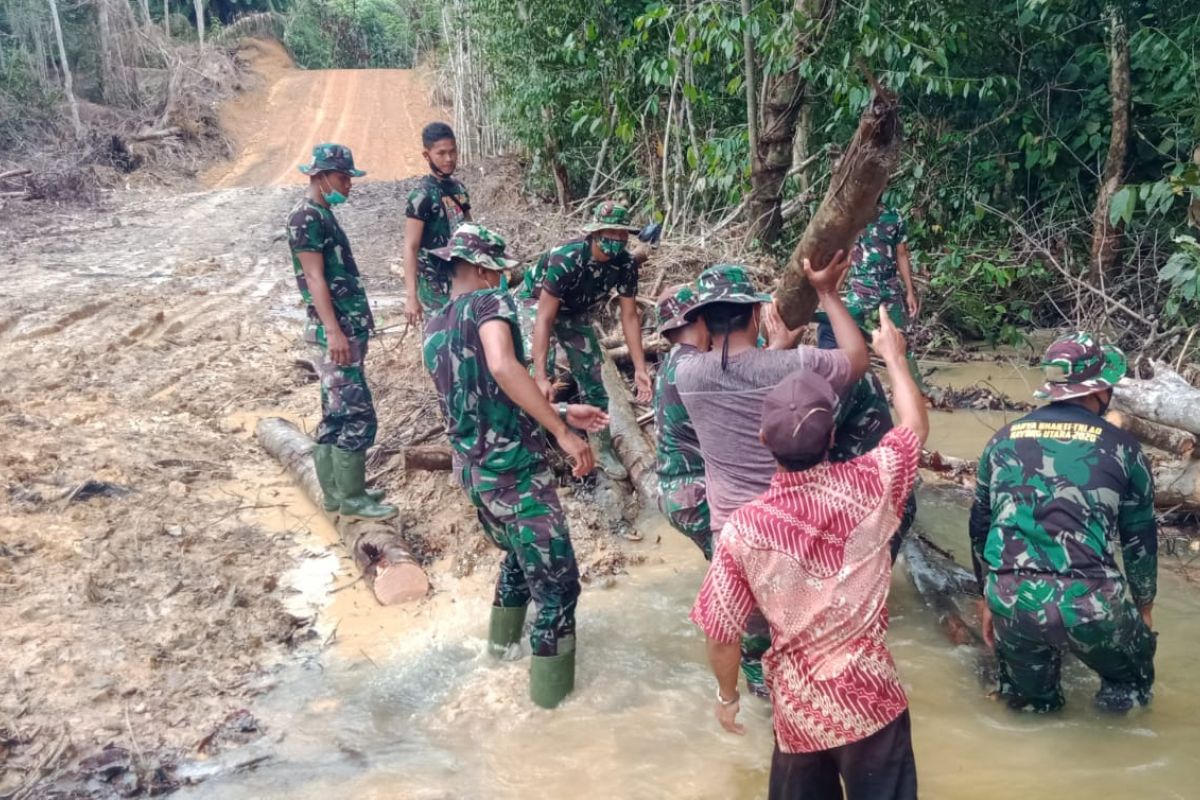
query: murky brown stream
[{"left": 179, "top": 482, "right": 1199, "bottom": 800}]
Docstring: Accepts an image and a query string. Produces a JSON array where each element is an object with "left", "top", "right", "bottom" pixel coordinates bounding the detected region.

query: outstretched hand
[
  {"left": 555, "top": 430, "right": 595, "bottom": 477},
  {"left": 762, "top": 301, "right": 802, "bottom": 350},
  {"left": 802, "top": 249, "right": 851, "bottom": 296},
  {"left": 633, "top": 368, "right": 653, "bottom": 402},
  {"left": 869, "top": 305, "right": 907, "bottom": 362},
  {"left": 566, "top": 405, "right": 611, "bottom": 433}
]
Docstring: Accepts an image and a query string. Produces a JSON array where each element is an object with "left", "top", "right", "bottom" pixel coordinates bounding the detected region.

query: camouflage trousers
[
  {"left": 463, "top": 463, "right": 581, "bottom": 657},
  {"left": 306, "top": 324, "right": 377, "bottom": 453},
  {"left": 417, "top": 258, "right": 451, "bottom": 316},
  {"left": 990, "top": 582, "right": 1156, "bottom": 713},
  {"left": 657, "top": 473, "right": 712, "bottom": 560},
  {"left": 517, "top": 298, "right": 608, "bottom": 409}
]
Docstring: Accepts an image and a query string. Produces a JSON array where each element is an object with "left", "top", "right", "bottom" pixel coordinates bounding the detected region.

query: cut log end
[{"left": 372, "top": 561, "right": 431, "bottom": 604}]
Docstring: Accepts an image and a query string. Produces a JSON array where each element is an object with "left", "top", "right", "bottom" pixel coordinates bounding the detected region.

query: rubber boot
[
  {"left": 488, "top": 605, "right": 528, "bottom": 660},
  {"left": 313, "top": 444, "right": 386, "bottom": 511},
  {"left": 530, "top": 649, "right": 576, "bottom": 709},
  {"left": 593, "top": 429, "right": 628, "bottom": 481},
  {"left": 331, "top": 447, "right": 398, "bottom": 521}
]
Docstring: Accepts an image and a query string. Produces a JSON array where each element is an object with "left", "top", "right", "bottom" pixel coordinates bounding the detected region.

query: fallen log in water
[
  {"left": 901, "top": 533, "right": 982, "bottom": 647},
  {"left": 1106, "top": 410, "right": 1197, "bottom": 458},
  {"left": 774, "top": 79, "right": 902, "bottom": 327},
  {"left": 599, "top": 355, "right": 660, "bottom": 510},
  {"left": 1113, "top": 361, "right": 1200, "bottom": 437},
  {"left": 256, "top": 417, "right": 429, "bottom": 605}
]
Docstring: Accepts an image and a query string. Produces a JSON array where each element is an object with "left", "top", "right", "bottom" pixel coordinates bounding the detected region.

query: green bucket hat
[
  {"left": 582, "top": 200, "right": 640, "bottom": 234},
  {"left": 691, "top": 264, "right": 772, "bottom": 313},
  {"left": 655, "top": 283, "right": 702, "bottom": 334},
  {"left": 427, "top": 223, "right": 519, "bottom": 271},
  {"left": 1033, "top": 332, "right": 1128, "bottom": 402},
  {"left": 298, "top": 143, "right": 366, "bottom": 177}
]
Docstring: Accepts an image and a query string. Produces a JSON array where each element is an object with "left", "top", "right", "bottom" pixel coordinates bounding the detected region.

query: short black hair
[
  {"left": 775, "top": 450, "right": 827, "bottom": 473},
  {"left": 422, "top": 122, "right": 456, "bottom": 149},
  {"left": 699, "top": 302, "right": 755, "bottom": 335}
]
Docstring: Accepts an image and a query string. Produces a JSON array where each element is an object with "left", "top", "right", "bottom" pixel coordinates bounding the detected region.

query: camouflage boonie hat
[
  {"left": 691, "top": 264, "right": 772, "bottom": 312},
  {"left": 298, "top": 143, "right": 366, "bottom": 177},
  {"left": 427, "top": 223, "right": 519, "bottom": 271},
  {"left": 582, "top": 200, "right": 640, "bottom": 234},
  {"left": 1033, "top": 332, "right": 1127, "bottom": 401},
  {"left": 655, "top": 283, "right": 701, "bottom": 334}
]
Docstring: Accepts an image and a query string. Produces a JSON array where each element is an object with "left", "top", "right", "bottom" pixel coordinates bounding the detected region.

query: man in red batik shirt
[{"left": 690, "top": 309, "right": 929, "bottom": 800}]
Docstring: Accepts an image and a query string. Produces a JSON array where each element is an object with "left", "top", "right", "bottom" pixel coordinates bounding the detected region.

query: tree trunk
[
  {"left": 97, "top": 0, "right": 119, "bottom": 105},
  {"left": 138, "top": 0, "right": 152, "bottom": 29},
  {"left": 739, "top": 0, "right": 759, "bottom": 166},
  {"left": 163, "top": 0, "right": 170, "bottom": 38},
  {"left": 192, "top": 0, "right": 204, "bottom": 47},
  {"left": 1105, "top": 410, "right": 1197, "bottom": 458},
  {"left": 1153, "top": 458, "right": 1200, "bottom": 511},
  {"left": 900, "top": 534, "right": 982, "bottom": 647},
  {"left": 541, "top": 113, "right": 570, "bottom": 211},
  {"left": 599, "top": 355, "right": 659, "bottom": 510},
  {"left": 746, "top": 0, "right": 834, "bottom": 245},
  {"left": 774, "top": 82, "right": 902, "bottom": 327},
  {"left": 402, "top": 444, "right": 453, "bottom": 471},
  {"left": 255, "top": 417, "right": 429, "bottom": 605},
  {"left": 1112, "top": 361, "right": 1200, "bottom": 437},
  {"left": 1089, "top": 4, "right": 1130, "bottom": 279},
  {"left": 46, "top": 0, "right": 84, "bottom": 140}
]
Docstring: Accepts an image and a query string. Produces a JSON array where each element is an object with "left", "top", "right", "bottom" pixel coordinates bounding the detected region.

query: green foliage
[
  {"left": 1160, "top": 235, "right": 1200, "bottom": 324},
  {"left": 283, "top": 0, "right": 438, "bottom": 69}
]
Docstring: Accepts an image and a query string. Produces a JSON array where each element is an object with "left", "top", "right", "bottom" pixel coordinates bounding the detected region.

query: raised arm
[
  {"left": 871, "top": 307, "right": 928, "bottom": 443},
  {"left": 479, "top": 317, "right": 595, "bottom": 477},
  {"left": 803, "top": 251, "right": 868, "bottom": 382}
]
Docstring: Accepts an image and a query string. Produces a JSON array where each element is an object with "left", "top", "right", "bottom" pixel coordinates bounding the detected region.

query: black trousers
[{"left": 767, "top": 710, "right": 917, "bottom": 800}]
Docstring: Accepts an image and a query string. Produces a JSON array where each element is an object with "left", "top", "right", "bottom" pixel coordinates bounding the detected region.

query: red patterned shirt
[{"left": 690, "top": 427, "right": 920, "bottom": 753}]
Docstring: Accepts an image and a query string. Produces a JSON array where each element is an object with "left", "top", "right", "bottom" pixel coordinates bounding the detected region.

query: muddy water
[{"left": 181, "top": 490, "right": 1199, "bottom": 800}]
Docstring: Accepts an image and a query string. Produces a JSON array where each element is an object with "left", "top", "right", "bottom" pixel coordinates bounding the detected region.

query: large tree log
[
  {"left": 900, "top": 534, "right": 982, "bottom": 647},
  {"left": 1153, "top": 458, "right": 1200, "bottom": 510},
  {"left": 1113, "top": 361, "right": 1200, "bottom": 437},
  {"left": 774, "top": 80, "right": 902, "bottom": 327},
  {"left": 1106, "top": 410, "right": 1196, "bottom": 458},
  {"left": 256, "top": 417, "right": 429, "bottom": 605},
  {"left": 599, "top": 356, "right": 659, "bottom": 510}
]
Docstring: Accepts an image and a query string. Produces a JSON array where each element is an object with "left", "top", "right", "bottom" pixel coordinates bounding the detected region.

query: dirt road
[{"left": 205, "top": 40, "right": 443, "bottom": 188}]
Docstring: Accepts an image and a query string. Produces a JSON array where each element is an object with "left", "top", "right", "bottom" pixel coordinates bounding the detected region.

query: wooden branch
[
  {"left": 131, "top": 126, "right": 183, "bottom": 142},
  {"left": 599, "top": 355, "right": 659, "bottom": 510},
  {"left": 900, "top": 534, "right": 982, "bottom": 647},
  {"left": 606, "top": 337, "right": 670, "bottom": 363},
  {"left": 403, "top": 444, "right": 453, "bottom": 471},
  {"left": 256, "top": 418, "right": 429, "bottom": 605},
  {"left": 1112, "top": 361, "right": 1200, "bottom": 436},
  {"left": 1153, "top": 458, "right": 1200, "bottom": 510},
  {"left": 775, "top": 85, "right": 902, "bottom": 327},
  {"left": 1106, "top": 410, "right": 1196, "bottom": 458},
  {"left": 0, "top": 169, "right": 31, "bottom": 181}
]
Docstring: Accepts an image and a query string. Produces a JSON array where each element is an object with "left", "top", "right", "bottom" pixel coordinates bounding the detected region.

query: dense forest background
[{"left": 2, "top": 0, "right": 1197, "bottom": 351}]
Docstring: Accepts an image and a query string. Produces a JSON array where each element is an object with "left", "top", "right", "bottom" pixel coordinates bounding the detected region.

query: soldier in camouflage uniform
[
  {"left": 653, "top": 284, "right": 713, "bottom": 559},
  {"left": 287, "top": 143, "right": 396, "bottom": 522},
  {"left": 816, "top": 203, "right": 928, "bottom": 393},
  {"left": 402, "top": 122, "right": 471, "bottom": 322},
  {"left": 969, "top": 332, "right": 1157, "bottom": 713},
  {"left": 517, "top": 201, "right": 652, "bottom": 480},
  {"left": 423, "top": 223, "right": 609, "bottom": 709}
]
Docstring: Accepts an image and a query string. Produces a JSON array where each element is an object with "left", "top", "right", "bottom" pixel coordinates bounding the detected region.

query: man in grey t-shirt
[{"left": 677, "top": 256, "right": 869, "bottom": 696}]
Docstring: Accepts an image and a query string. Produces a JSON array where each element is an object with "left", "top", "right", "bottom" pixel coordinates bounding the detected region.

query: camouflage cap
[
  {"left": 427, "top": 223, "right": 519, "bottom": 271},
  {"left": 691, "top": 264, "right": 772, "bottom": 311},
  {"left": 1033, "top": 332, "right": 1128, "bottom": 402},
  {"left": 298, "top": 143, "right": 366, "bottom": 177},
  {"left": 655, "top": 283, "right": 702, "bottom": 334},
  {"left": 582, "top": 200, "right": 640, "bottom": 234}
]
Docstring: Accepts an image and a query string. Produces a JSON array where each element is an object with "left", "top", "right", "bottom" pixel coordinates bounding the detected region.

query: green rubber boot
[
  {"left": 593, "top": 429, "right": 628, "bottom": 481},
  {"left": 312, "top": 444, "right": 383, "bottom": 512},
  {"left": 331, "top": 447, "right": 398, "bottom": 521},
  {"left": 530, "top": 649, "right": 576, "bottom": 709},
  {"left": 488, "top": 605, "right": 528, "bottom": 659}
]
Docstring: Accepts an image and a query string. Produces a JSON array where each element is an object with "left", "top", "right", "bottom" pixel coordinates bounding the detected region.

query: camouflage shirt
[
  {"left": 654, "top": 344, "right": 705, "bottom": 480},
  {"left": 519, "top": 238, "right": 639, "bottom": 316},
  {"left": 829, "top": 372, "right": 894, "bottom": 462},
  {"left": 422, "top": 288, "right": 546, "bottom": 474},
  {"left": 968, "top": 402, "right": 1157, "bottom": 615},
  {"left": 844, "top": 206, "right": 907, "bottom": 318},
  {"left": 406, "top": 175, "right": 471, "bottom": 275},
  {"left": 286, "top": 198, "right": 375, "bottom": 337}
]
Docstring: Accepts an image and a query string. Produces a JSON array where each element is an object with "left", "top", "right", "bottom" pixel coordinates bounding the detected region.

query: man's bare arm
[
  {"left": 403, "top": 217, "right": 425, "bottom": 325},
  {"left": 618, "top": 296, "right": 652, "bottom": 402},
  {"left": 531, "top": 291, "right": 562, "bottom": 397}
]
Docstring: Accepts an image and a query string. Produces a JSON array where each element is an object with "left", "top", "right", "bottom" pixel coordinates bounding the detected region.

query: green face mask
[
  {"left": 598, "top": 237, "right": 625, "bottom": 258},
  {"left": 321, "top": 178, "right": 348, "bottom": 206}
]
